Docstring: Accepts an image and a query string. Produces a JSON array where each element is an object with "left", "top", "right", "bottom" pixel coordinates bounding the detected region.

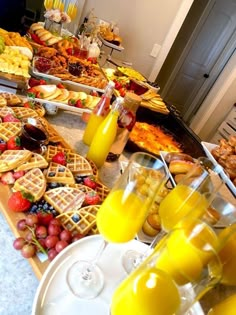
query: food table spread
[{"left": 0, "top": 109, "right": 235, "bottom": 315}]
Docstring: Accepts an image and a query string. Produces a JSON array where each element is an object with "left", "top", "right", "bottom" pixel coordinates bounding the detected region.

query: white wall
[
  {"left": 80, "top": 0, "right": 189, "bottom": 79},
  {"left": 190, "top": 51, "right": 236, "bottom": 141}
]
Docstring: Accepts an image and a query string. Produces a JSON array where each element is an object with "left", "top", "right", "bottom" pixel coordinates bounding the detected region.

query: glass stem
[{"left": 92, "top": 239, "right": 109, "bottom": 265}]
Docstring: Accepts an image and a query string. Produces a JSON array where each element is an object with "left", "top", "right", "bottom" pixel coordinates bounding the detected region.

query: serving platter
[
  {"left": 31, "top": 235, "right": 204, "bottom": 315},
  {"left": 201, "top": 141, "right": 236, "bottom": 197}
]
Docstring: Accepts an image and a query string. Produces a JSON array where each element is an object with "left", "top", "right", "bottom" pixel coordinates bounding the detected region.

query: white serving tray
[
  {"left": 201, "top": 141, "right": 236, "bottom": 197},
  {"left": 32, "top": 235, "right": 204, "bottom": 315}
]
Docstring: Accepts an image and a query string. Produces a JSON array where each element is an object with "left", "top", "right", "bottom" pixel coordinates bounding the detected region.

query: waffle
[
  {"left": 80, "top": 205, "right": 100, "bottom": 235},
  {"left": 33, "top": 103, "right": 45, "bottom": 117},
  {"left": 44, "top": 162, "right": 75, "bottom": 185},
  {"left": 15, "top": 152, "right": 48, "bottom": 171},
  {"left": 0, "top": 122, "right": 22, "bottom": 141},
  {"left": 45, "top": 145, "right": 72, "bottom": 161},
  {"left": 13, "top": 167, "right": 46, "bottom": 201},
  {"left": 0, "top": 92, "right": 22, "bottom": 106},
  {"left": 0, "top": 150, "right": 32, "bottom": 172},
  {"left": 0, "top": 95, "right": 7, "bottom": 107},
  {"left": 56, "top": 205, "right": 99, "bottom": 236},
  {"left": 66, "top": 152, "right": 93, "bottom": 176},
  {"left": 44, "top": 187, "right": 85, "bottom": 214},
  {"left": 86, "top": 158, "right": 98, "bottom": 178},
  {"left": 11, "top": 107, "right": 38, "bottom": 119},
  {"left": 0, "top": 106, "right": 14, "bottom": 118}
]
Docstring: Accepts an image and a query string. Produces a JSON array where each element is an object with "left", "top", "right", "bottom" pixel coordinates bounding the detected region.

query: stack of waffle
[{"left": 141, "top": 89, "right": 169, "bottom": 115}]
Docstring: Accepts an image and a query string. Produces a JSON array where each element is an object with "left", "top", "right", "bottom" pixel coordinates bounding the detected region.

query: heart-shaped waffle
[
  {"left": 0, "top": 150, "right": 32, "bottom": 172},
  {"left": 0, "top": 122, "right": 22, "bottom": 141},
  {"left": 15, "top": 152, "right": 48, "bottom": 171},
  {"left": 0, "top": 92, "right": 22, "bottom": 106},
  {"left": 12, "top": 107, "right": 38, "bottom": 119},
  {"left": 44, "top": 187, "right": 85, "bottom": 214},
  {"left": 44, "top": 162, "right": 75, "bottom": 185},
  {"left": 56, "top": 205, "right": 100, "bottom": 236},
  {"left": 13, "top": 167, "right": 46, "bottom": 201},
  {"left": 68, "top": 182, "right": 109, "bottom": 203}
]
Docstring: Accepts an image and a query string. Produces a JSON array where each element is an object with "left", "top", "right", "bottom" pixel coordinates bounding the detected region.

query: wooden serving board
[{"left": 0, "top": 120, "right": 86, "bottom": 279}]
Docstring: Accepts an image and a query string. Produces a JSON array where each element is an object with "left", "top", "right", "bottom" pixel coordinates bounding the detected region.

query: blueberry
[
  {"left": 72, "top": 214, "right": 80, "bottom": 223},
  {"left": 48, "top": 182, "right": 59, "bottom": 189},
  {"left": 43, "top": 203, "right": 49, "bottom": 210},
  {"left": 58, "top": 167, "right": 65, "bottom": 172},
  {"left": 74, "top": 175, "right": 84, "bottom": 184},
  {"left": 30, "top": 204, "right": 38, "bottom": 213},
  {"left": 48, "top": 172, "right": 56, "bottom": 177}
]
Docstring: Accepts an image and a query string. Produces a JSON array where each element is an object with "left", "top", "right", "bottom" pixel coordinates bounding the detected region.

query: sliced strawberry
[
  {"left": 23, "top": 101, "right": 35, "bottom": 109},
  {"left": 7, "top": 136, "right": 22, "bottom": 150},
  {"left": 3, "top": 114, "right": 21, "bottom": 123},
  {"left": 57, "top": 83, "right": 65, "bottom": 89},
  {"left": 1, "top": 171, "right": 15, "bottom": 185},
  {"left": 39, "top": 79, "right": 47, "bottom": 85},
  {"left": 28, "top": 77, "right": 40, "bottom": 88},
  {"left": 68, "top": 98, "right": 76, "bottom": 106},
  {"left": 84, "top": 191, "right": 101, "bottom": 205},
  {"left": 52, "top": 152, "right": 67, "bottom": 166},
  {"left": 83, "top": 176, "right": 97, "bottom": 190},
  {"left": 8, "top": 191, "right": 33, "bottom": 212},
  {"left": 75, "top": 99, "right": 85, "bottom": 108},
  {"left": 13, "top": 170, "right": 25, "bottom": 180}
]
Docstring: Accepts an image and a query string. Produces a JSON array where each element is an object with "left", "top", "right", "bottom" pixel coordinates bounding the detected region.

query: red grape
[
  {"left": 45, "top": 235, "right": 59, "bottom": 249},
  {"left": 48, "top": 223, "right": 61, "bottom": 236},
  {"left": 25, "top": 231, "right": 33, "bottom": 242},
  {"left": 16, "top": 219, "right": 27, "bottom": 231},
  {"left": 48, "top": 248, "right": 58, "bottom": 261},
  {"left": 21, "top": 243, "right": 36, "bottom": 258},
  {"left": 13, "top": 237, "right": 25, "bottom": 250},
  {"left": 55, "top": 240, "right": 68, "bottom": 253},
  {"left": 35, "top": 225, "right": 48, "bottom": 239},
  {"left": 60, "top": 229, "right": 72, "bottom": 243},
  {"left": 49, "top": 218, "right": 61, "bottom": 227},
  {"left": 25, "top": 214, "right": 39, "bottom": 226}
]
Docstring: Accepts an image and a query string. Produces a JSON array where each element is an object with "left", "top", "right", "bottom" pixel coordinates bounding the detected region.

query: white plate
[
  {"left": 201, "top": 141, "right": 236, "bottom": 197},
  {"left": 32, "top": 235, "right": 204, "bottom": 315},
  {"left": 28, "top": 96, "right": 92, "bottom": 115}
]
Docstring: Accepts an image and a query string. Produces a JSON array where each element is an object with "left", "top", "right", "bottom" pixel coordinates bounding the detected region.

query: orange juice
[
  {"left": 207, "top": 294, "right": 236, "bottom": 315},
  {"left": 215, "top": 223, "right": 236, "bottom": 285},
  {"left": 82, "top": 114, "right": 104, "bottom": 145},
  {"left": 96, "top": 190, "right": 147, "bottom": 243},
  {"left": 111, "top": 266, "right": 180, "bottom": 315},
  {"left": 159, "top": 184, "right": 209, "bottom": 232},
  {"left": 155, "top": 218, "right": 219, "bottom": 285}
]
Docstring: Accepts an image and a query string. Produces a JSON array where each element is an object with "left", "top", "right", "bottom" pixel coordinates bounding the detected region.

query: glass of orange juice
[
  {"left": 66, "top": 152, "right": 167, "bottom": 299},
  {"left": 111, "top": 217, "right": 223, "bottom": 315}
]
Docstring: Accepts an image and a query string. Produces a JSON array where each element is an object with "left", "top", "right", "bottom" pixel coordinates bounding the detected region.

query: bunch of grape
[
  {"left": 13, "top": 213, "right": 84, "bottom": 261},
  {"left": 0, "top": 36, "right": 5, "bottom": 54}
]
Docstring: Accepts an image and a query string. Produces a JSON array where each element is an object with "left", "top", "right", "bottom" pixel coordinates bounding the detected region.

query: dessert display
[
  {"left": 99, "top": 25, "right": 122, "bottom": 46},
  {"left": 129, "top": 122, "right": 182, "bottom": 156}
]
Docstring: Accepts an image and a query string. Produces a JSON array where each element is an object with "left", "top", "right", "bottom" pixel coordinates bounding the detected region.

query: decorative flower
[{"left": 44, "top": 9, "right": 71, "bottom": 24}]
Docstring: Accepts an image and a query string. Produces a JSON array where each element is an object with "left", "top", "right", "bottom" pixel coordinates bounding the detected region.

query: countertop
[{"left": 0, "top": 109, "right": 235, "bottom": 315}]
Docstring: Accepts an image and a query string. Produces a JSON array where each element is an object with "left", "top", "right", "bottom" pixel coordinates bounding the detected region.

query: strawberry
[
  {"left": 37, "top": 211, "right": 54, "bottom": 226},
  {"left": 90, "top": 90, "right": 99, "bottom": 97},
  {"left": 8, "top": 191, "right": 33, "bottom": 212},
  {"left": 68, "top": 98, "right": 76, "bottom": 106},
  {"left": 13, "top": 170, "right": 25, "bottom": 180},
  {"left": 1, "top": 171, "right": 15, "bottom": 185},
  {"left": 75, "top": 99, "right": 85, "bottom": 108},
  {"left": 28, "top": 77, "right": 40, "bottom": 88},
  {"left": 57, "top": 83, "right": 65, "bottom": 89},
  {"left": 3, "top": 114, "right": 21, "bottom": 123},
  {"left": 83, "top": 176, "right": 97, "bottom": 190},
  {"left": 39, "top": 79, "right": 47, "bottom": 85},
  {"left": 84, "top": 192, "right": 101, "bottom": 205},
  {"left": 7, "top": 136, "right": 22, "bottom": 150},
  {"left": 52, "top": 152, "right": 67, "bottom": 166},
  {"left": 23, "top": 101, "right": 35, "bottom": 109},
  {"left": 0, "top": 138, "right": 7, "bottom": 153}
]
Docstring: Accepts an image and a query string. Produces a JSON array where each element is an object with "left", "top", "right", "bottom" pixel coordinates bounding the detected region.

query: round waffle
[{"left": 13, "top": 167, "right": 46, "bottom": 201}]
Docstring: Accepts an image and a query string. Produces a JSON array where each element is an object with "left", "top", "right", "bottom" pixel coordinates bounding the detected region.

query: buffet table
[{"left": 0, "top": 109, "right": 235, "bottom": 315}]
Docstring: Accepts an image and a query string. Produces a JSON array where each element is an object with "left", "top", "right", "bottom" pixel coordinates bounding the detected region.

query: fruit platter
[{"left": 0, "top": 92, "right": 109, "bottom": 279}]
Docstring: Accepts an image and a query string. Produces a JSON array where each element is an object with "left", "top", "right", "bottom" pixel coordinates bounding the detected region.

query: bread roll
[
  {"left": 165, "top": 152, "right": 194, "bottom": 164},
  {"left": 47, "top": 36, "right": 61, "bottom": 46},
  {"left": 40, "top": 32, "right": 52, "bottom": 41},
  {"left": 142, "top": 214, "right": 161, "bottom": 237},
  {"left": 30, "top": 23, "right": 44, "bottom": 32},
  {"left": 169, "top": 160, "right": 196, "bottom": 175}
]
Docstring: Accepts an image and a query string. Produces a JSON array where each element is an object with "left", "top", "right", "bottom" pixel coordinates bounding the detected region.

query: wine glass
[
  {"left": 122, "top": 158, "right": 224, "bottom": 274},
  {"left": 110, "top": 217, "right": 223, "bottom": 315},
  {"left": 66, "top": 152, "right": 167, "bottom": 299}
]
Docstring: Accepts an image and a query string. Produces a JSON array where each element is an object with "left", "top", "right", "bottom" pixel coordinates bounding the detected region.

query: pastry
[
  {"left": 0, "top": 150, "right": 32, "bottom": 172},
  {"left": 44, "top": 187, "right": 85, "bottom": 214},
  {"left": 142, "top": 213, "right": 161, "bottom": 237},
  {"left": 44, "top": 162, "right": 75, "bottom": 185},
  {"left": 13, "top": 167, "right": 46, "bottom": 201},
  {"left": 15, "top": 152, "right": 48, "bottom": 171},
  {"left": 164, "top": 152, "right": 194, "bottom": 163},
  {"left": 0, "top": 122, "right": 22, "bottom": 141},
  {"left": 0, "top": 95, "right": 7, "bottom": 107},
  {"left": 0, "top": 93, "right": 22, "bottom": 106},
  {"left": 169, "top": 160, "right": 198, "bottom": 175}
]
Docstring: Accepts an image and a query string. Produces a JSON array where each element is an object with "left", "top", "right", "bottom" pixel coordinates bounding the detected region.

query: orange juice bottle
[
  {"left": 86, "top": 97, "right": 124, "bottom": 168},
  {"left": 82, "top": 81, "right": 115, "bottom": 145}
]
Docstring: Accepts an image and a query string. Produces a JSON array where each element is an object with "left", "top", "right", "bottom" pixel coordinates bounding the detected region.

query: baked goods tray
[
  {"left": 30, "top": 63, "right": 105, "bottom": 94},
  {"left": 201, "top": 141, "right": 236, "bottom": 197},
  {"left": 28, "top": 96, "right": 92, "bottom": 115}
]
